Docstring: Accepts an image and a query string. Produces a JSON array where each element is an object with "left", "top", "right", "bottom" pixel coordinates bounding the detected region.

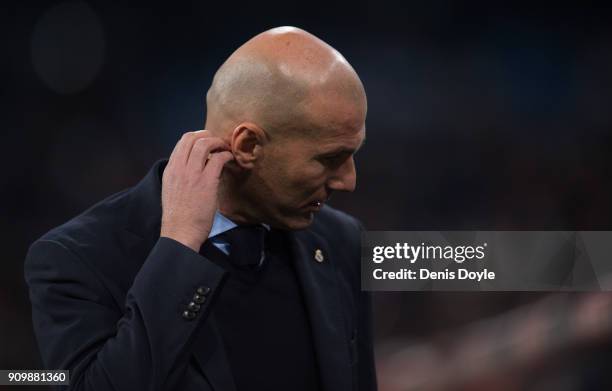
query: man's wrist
[{"left": 159, "top": 229, "right": 204, "bottom": 252}]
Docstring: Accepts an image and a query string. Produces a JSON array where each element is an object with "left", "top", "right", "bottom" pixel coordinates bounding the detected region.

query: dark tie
[{"left": 220, "top": 225, "right": 267, "bottom": 268}]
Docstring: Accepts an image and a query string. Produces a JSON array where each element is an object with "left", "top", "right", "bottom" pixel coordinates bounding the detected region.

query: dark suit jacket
[{"left": 25, "top": 160, "right": 377, "bottom": 391}]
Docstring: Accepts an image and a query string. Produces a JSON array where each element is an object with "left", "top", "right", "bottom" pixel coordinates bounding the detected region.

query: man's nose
[{"left": 326, "top": 157, "right": 357, "bottom": 192}]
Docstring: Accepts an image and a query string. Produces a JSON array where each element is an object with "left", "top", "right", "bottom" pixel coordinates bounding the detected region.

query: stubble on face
[{"left": 249, "top": 111, "right": 365, "bottom": 230}]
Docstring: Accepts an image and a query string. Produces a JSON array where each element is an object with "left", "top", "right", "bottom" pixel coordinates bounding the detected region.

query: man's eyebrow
[
  {"left": 321, "top": 136, "right": 367, "bottom": 156},
  {"left": 320, "top": 147, "right": 357, "bottom": 156}
]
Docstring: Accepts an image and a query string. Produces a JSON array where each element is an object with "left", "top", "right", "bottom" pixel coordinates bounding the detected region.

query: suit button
[
  {"left": 193, "top": 294, "right": 206, "bottom": 304},
  {"left": 182, "top": 310, "right": 196, "bottom": 320},
  {"left": 197, "top": 286, "right": 211, "bottom": 296},
  {"left": 187, "top": 302, "right": 200, "bottom": 312}
]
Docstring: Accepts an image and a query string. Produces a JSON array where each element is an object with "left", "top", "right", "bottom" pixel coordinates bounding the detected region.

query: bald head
[{"left": 205, "top": 27, "right": 366, "bottom": 139}]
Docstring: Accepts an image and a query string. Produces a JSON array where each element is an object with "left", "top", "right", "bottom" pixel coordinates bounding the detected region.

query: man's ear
[{"left": 230, "top": 122, "right": 267, "bottom": 169}]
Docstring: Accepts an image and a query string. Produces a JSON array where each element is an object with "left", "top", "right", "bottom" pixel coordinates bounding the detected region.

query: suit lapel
[{"left": 289, "top": 230, "right": 352, "bottom": 391}]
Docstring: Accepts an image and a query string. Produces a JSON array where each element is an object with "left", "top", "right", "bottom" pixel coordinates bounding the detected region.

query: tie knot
[{"left": 221, "top": 225, "right": 267, "bottom": 268}]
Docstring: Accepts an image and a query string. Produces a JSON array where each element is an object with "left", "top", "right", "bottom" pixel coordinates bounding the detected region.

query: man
[{"left": 25, "top": 26, "right": 376, "bottom": 391}]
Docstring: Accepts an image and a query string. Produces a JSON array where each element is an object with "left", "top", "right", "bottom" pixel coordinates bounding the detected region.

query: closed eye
[{"left": 318, "top": 152, "right": 351, "bottom": 168}]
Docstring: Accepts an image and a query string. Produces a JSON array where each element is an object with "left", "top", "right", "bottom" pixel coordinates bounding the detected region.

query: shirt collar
[{"left": 208, "top": 211, "right": 270, "bottom": 239}]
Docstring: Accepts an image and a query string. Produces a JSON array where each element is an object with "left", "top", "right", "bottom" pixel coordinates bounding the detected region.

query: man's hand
[{"left": 160, "top": 130, "right": 234, "bottom": 252}]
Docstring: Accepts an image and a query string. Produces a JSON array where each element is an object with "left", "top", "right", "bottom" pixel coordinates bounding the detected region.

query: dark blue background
[{"left": 3, "top": 1, "right": 612, "bottom": 389}]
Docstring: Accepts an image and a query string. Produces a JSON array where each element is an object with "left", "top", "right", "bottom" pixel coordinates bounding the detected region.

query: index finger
[{"left": 170, "top": 130, "right": 228, "bottom": 166}]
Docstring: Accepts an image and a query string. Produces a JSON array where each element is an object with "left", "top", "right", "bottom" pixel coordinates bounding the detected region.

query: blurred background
[{"left": 2, "top": 0, "right": 612, "bottom": 389}]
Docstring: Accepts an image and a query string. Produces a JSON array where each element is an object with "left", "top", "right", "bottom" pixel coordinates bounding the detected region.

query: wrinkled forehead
[
  {"left": 288, "top": 102, "right": 365, "bottom": 158},
  {"left": 301, "top": 86, "right": 367, "bottom": 136}
]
